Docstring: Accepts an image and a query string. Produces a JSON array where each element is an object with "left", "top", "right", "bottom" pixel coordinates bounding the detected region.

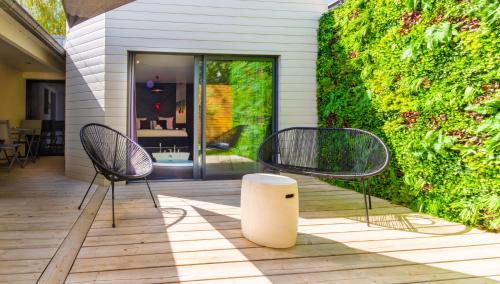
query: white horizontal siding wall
[
  {"left": 104, "top": 0, "right": 326, "bottom": 131},
  {"left": 65, "top": 15, "right": 106, "bottom": 181},
  {"left": 66, "top": 0, "right": 326, "bottom": 180}
]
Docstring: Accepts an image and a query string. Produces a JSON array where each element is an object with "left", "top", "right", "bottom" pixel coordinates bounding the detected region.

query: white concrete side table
[{"left": 241, "top": 173, "right": 298, "bottom": 248}]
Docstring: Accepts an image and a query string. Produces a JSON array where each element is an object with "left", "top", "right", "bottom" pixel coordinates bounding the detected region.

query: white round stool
[{"left": 241, "top": 173, "right": 298, "bottom": 248}]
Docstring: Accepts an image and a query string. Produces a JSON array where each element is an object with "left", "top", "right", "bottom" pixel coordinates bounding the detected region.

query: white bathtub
[{"left": 152, "top": 152, "right": 190, "bottom": 161}]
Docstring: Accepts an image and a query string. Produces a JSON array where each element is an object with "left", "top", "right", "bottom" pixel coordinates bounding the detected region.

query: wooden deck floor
[
  {"left": 1, "top": 157, "right": 499, "bottom": 283},
  {"left": 0, "top": 157, "right": 96, "bottom": 283}
]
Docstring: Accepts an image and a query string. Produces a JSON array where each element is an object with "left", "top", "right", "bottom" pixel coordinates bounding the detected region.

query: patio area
[{"left": 1, "top": 157, "right": 499, "bottom": 283}]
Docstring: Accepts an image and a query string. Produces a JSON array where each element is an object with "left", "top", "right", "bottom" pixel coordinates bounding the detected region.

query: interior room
[
  {"left": 26, "top": 80, "right": 65, "bottom": 155},
  {"left": 133, "top": 54, "right": 194, "bottom": 180}
]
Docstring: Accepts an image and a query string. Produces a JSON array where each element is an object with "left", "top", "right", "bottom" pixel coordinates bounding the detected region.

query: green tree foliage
[
  {"left": 317, "top": 0, "right": 499, "bottom": 230},
  {"left": 17, "top": 0, "right": 66, "bottom": 35}
]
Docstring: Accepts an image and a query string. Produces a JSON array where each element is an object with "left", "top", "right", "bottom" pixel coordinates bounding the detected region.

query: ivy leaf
[
  {"left": 402, "top": 47, "right": 413, "bottom": 60},
  {"left": 433, "top": 131, "right": 455, "bottom": 154},
  {"left": 477, "top": 113, "right": 500, "bottom": 134},
  {"left": 421, "top": 0, "right": 434, "bottom": 12},
  {"left": 402, "top": 39, "right": 423, "bottom": 61},
  {"left": 425, "top": 21, "right": 455, "bottom": 50},
  {"left": 465, "top": 99, "right": 499, "bottom": 115},
  {"left": 405, "top": 0, "right": 419, "bottom": 11},
  {"left": 464, "top": 86, "right": 478, "bottom": 102},
  {"left": 410, "top": 130, "right": 456, "bottom": 160},
  {"left": 465, "top": 0, "right": 500, "bottom": 28},
  {"left": 409, "top": 77, "right": 424, "bottom": 93},
  {"left": 405, "top": 0, "right": 434, "bottom": 12}
]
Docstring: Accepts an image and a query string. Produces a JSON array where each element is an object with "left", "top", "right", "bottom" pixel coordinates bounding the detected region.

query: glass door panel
[
  {"left": 131, "top": 53, "right": 195, "bottom": 180},
  {"left": 203, "top": 58, "right": 274, "bottom": 179}
]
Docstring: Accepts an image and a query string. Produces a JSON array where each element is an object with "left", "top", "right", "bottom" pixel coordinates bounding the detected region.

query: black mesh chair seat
[
  {"left": 78, "top": 123, "right": 157, "bottom": 227},
  {"left": 258, "top": 127, "right": 389, "bottom": 225},
  {"left": 89, "top": 158, "right": 152, "bottom": 182},
  {"left": 276, "top": 166, "right": 372, "bottom": 179}
]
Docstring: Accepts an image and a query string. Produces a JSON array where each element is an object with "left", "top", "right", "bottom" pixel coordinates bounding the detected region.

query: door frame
[{"left": 127, "top": 52, "right": 279, "bottom": 180}]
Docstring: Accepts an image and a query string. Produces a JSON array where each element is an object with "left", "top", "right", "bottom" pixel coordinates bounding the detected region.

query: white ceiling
[{"left": 134, "top": 54, "right": 194, "bottom": 83}]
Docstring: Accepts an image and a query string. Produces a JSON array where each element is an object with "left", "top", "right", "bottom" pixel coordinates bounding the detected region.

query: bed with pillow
[
  {"left": 137, "top": 129, "right": 188, "bottom": 138},
  {"left": 135, "top": 117, "right": 190, "bottom": 148},
  {"left": 136, "top": 117, "right": 188, "bottom": 138}
]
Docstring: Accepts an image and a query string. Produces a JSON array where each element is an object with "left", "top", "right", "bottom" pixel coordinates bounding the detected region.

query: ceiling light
[{"left": 151, "top": 75, "right": 163, "bottom": 94}]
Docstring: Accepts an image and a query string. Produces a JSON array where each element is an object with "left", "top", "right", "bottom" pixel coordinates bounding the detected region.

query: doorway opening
[
  {"left": 132, "top": 54, "right": 195, "bottom": 180},
  {"left": 26, "top": 80, "right": 65, "bottom": 156}
]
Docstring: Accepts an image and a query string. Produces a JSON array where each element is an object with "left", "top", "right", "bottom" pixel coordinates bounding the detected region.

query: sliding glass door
[
  {"left": 129, "top": 53, "right": 276, "bottom": 180},
  {"left": 197, "top": 57, "right": 276, "bottom": 179}
]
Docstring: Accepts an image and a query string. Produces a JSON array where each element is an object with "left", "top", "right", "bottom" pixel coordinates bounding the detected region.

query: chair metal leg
[
  {"left": 33, "top": 135, "right": 41, "bottom": 160},
  {"left": 367, "top": 179, "right": 372, "bottom": 210},
  {"left": 2, "top": 146, "right": 22, "bottom": 171},
  {"left": 3, "top": 149, "right": 10, "bottom": 164},
  {"left": 78, "top": 172, "right": 98, "bottom": 210},
  {"left": 12, "top": 146, "right": 22, "bottom": 169},
  {"left": 144, "top": 177, "right": 158, "bottom": 208},
  {"left": 2, "top": 148, "right": 18, "bottom": 171},
  {"left": 360, "top": 179, "right": 370, "bottom": 226},
  {"left": 22, "top": 137, "right": 35, "bottom": 167},
  {"left": 111, "top": 180, "right": 116, "bottom": 228}
]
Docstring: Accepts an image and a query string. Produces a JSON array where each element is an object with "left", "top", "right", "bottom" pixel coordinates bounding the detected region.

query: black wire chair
[
  {"left": 78, "top": 123, "right": 157, "bottom": 227},
  {"left": 258, "top": 127, "right": 389, "bottom": 225}
]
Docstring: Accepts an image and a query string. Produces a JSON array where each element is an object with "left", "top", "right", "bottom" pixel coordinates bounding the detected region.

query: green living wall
[{"left": 317, "top": 0, "right": 499, "bottom": 230}]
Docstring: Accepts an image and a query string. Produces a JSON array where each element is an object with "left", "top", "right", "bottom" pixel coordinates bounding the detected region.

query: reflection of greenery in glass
[
  {"left": 205, "top": 60, "right": 273, "bottom": 161},
  {"left": 230, "top": 61, "right": 273, "bottom": 160},
  {"left": 207, "top": 62, "right": 231, "bottom": 84}
]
